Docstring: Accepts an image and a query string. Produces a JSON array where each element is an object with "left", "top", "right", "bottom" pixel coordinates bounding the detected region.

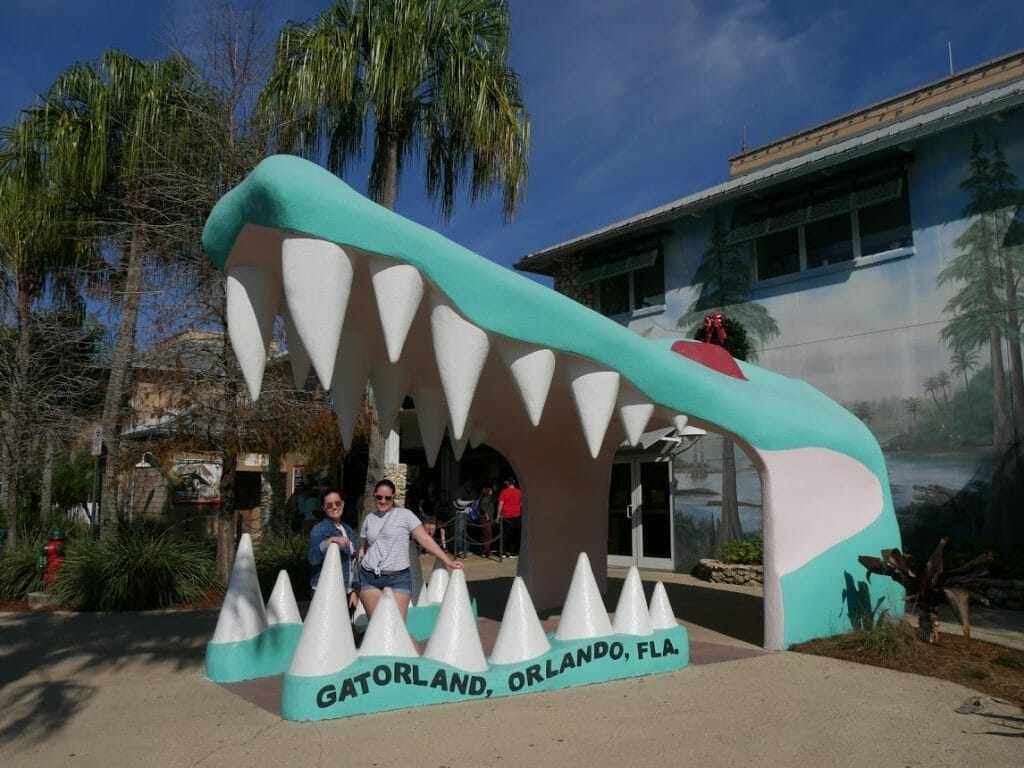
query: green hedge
[
  {"left": 50, "top": 521, "right": 218, "bottom": 610},
  {"left": 0, "top": 535, "right": 44, "bottom": 601},
  {"left": 255, "top": 532, "right": 312, "bottom": 603},
  {"left": 719, "top": 534, "right": 763, "bottom": 565}
]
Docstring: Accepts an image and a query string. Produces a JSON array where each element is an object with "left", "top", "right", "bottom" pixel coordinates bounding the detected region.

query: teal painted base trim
[
  {"left": 406, "top": 599, "right": 477, "bottom": 641},
  {"left": 281, "top": 625, "right": 688, "bottom": 721},
  {"left": 780, "top": 512, "right": 905, "bottom": 648},
  {"left": 206, "top": 623, "right": 303, "bottom": 683}
]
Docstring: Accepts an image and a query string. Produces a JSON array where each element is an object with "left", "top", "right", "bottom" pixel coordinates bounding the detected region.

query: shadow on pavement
[{"left": 0, "top": 609, "right": 218, "bottom": 747}]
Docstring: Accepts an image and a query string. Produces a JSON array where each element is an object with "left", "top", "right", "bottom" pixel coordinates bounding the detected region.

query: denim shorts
[{"left": 359, "top": 566, "right": 412, "bottom": 594}]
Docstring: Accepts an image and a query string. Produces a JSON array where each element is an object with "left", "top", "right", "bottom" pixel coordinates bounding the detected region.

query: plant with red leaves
[{"left": 858, "top": 537, "right": 992, "bottom": 644}]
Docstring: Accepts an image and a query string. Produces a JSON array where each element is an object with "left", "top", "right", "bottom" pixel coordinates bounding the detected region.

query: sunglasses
[
  {"left": 374, "top": 494, "right": 394, "bottom": 501},
  {"left": 324, "top": 501, "right": 343, "bottom": 509}
]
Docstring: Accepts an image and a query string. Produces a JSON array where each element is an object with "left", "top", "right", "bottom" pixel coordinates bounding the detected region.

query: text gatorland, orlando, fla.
[{"left": 315, "top": 637, "right": 681, "bottom": 709}]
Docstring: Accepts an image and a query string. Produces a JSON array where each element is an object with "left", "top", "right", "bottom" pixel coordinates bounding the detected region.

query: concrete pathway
[{"left": 1, "top": 556, "right": 1021, "bottom": 767}]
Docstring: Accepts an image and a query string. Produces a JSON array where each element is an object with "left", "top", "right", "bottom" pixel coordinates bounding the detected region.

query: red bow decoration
[{"left": 702, "top": 312, "right": 727, "bottom": 344}]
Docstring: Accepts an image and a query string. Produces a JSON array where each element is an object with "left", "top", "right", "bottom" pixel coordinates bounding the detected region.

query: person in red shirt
[{"left": 497, "top": 476, "right": 523, "bottom": 558}]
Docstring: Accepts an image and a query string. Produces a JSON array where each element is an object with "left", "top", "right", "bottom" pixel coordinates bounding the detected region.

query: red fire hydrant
[{"left": 39, "top": 528, "right": 66, "bottom": 586}]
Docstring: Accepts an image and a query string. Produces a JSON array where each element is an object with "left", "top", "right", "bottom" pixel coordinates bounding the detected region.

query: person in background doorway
[
  {"left": 308, "top": 489, "right": 359, "bottom": 611},
  {"left": 418, "top": 480, "right": 439, "bottom": 547},
  {"left": 478, "top": 483, "right": 495, "bottom": 558},
  {"left": 497, "top": 476, "right": 522, "bottom": 558},
  {"left": 450, "top": 479, "right": 478, "bottom": 559}
]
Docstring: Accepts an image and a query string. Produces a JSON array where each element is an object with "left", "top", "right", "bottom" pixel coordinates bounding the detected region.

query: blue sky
[{"left": 2, "top": 0, "right": 1022, "bottom": 276}]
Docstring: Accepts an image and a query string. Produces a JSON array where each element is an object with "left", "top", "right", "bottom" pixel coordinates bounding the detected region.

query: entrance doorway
[{"left": 607, "top": 457, "right": 673, "bottom": 569}]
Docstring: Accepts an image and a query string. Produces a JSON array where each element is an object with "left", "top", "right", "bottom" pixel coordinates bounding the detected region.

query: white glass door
[{"left": 608, "top": 457, "right": 673, "bottom": 570}]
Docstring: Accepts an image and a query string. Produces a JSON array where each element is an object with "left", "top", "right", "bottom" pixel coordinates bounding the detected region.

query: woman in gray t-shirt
[{"left": 358, "top": 479, "right": 462, "bottom": 619}]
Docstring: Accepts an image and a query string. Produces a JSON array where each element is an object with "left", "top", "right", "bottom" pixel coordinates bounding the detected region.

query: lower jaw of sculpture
[{"left": 282, "top": 625, "right": 689, "bottom": 722}]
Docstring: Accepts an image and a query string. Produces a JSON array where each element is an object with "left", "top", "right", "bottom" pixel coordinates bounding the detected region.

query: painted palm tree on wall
[
  {"left": 938, "top": 133, "right": 1024, "bottom": 448},
  {"left": 259, "top": 0, "right": 530, "bottom": 512},
  {"left": 949, "top": 347, "right": 979, "bottom": 416},
  {"left": 678, "top": 212, "right": 779, "bottom": 553},
  {"left": 903, "top": 396, "right": 923, "bottom": 425}
]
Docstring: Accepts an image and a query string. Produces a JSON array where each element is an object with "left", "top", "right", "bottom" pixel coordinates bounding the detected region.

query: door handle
[{"left": 625, "top": 504, "right": 633, "bottom": 519}]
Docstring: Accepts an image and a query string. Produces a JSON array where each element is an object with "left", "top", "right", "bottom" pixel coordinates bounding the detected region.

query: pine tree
[{"left": 938, "top": 133, "right": 1015, "bottom": 447}]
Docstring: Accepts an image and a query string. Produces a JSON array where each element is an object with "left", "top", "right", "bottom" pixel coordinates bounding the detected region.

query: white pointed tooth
[
  {"left": 566, "top": 358, "right": 620, "bottom": 459},
  {"left": 489, "top": 576, "right": 551, "bottom": 665},
  {"left": 430, "top": 298, "right": 489, "bottom": 441},
  {"left": 617, "top": 385, "right": 654, "bottom": 446},
  {"left": 266, "top": 570, "right": 302, "bottom": 626},
  {"left": 330, "top": 331, "right": 369, "bottom": 450},
  {"left": 288, "top": 544, "right": 357, "bottom": 676},
  {"left": 358, "top": 588, "right": 419, "bottom": 657},
  {"left": 612, "top": 566, "right": 653, "bottom": 636},
  {"left": 226, "top": 266, "right": 282, "bottom": 400},
  {"left": 211, "top": 533, "right": 267, "bottom": 644},
  {"left": 427, "top": 557, "right": 450, "bottom": 603},
  {"left": 555, "top": 552, "right": 613, "bottom": 641},
  {"left": 468, "top": 426, "right": 488, "bottom": 449},
  {"left": 450, "top": 424, "right": 470, "bottom": 461},
  {"left": 648, "top": 582, "right": 678, "bottom": 629},
  {"left": 370, "top": 362, "right": 410, "bottom": 435},
  {"left": 674, "top": 414, "right": 689, "bottom": 433},
  {"left": 281, "top": 308, "right": 311, "bottom": 390},
  {"left": 423, "top": 570, "right": 488, "bottom": 672},
  {"left": 497, "top": 339, "right": 555, "bottom": 427},
  {"left": 370, "top": 257, "right": 424, "bottom": 363},
  {"left": 281, "top": 236, "right": 354, "bottom": 389},
  {"left": 413, "top": 385, "right": 447, "bottom": 467}
]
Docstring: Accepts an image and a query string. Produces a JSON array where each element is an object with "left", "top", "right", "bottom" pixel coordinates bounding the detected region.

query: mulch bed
[{"left": 793, "top": 634, "right": 1024, "bottom": 708}]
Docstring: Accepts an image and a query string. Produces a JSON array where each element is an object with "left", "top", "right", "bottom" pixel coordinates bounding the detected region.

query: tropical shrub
[
  {"left": 255, "top": 531, "right": 312, "bottom": 602},
  {"left": 0, "top": 534, "right": 45, "bottom": 600},
  {"left": 719, "top": 534, "right": 763, "bottom": 565},
  {"left": 859, "top": 536, "right": 991, "bottom": 643},
  {"left": 51, "top": 521, "right": 218, "bottom": 610}
]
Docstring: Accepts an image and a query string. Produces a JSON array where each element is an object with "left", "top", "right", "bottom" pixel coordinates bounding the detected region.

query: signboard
[{"left": 170, "top": 460, "right": 222, "bottom": 505}]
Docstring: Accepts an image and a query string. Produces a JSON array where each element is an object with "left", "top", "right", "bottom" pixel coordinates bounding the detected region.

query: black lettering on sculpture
[
  {"left": 508, "top": 671, "right": 525, "bottom": 692},
  {"left": 449, "top": 672, "right": 469, "bottom": 695},
  {"left": 430, "top": 669, "right": 449, "bottom": 691},
  {"left": 525, "top": 664, "right": 543, "bottom": 686},
  {"left": 373, "top": 664, "right": 392, "bottom": 686},
  {"left": 316, "top": 684, "right": 337, "bottom": 708},
  {"left": 394, "top": 662, "right": 413, "bottom": 685},
  {"left": 339, "top": 678, "right": 358, "bottom": 701}
]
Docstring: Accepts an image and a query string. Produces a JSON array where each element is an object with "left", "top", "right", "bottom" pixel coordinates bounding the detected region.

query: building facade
[{"left": 517, "top": 50, "right": 1024, "bottom": 572}]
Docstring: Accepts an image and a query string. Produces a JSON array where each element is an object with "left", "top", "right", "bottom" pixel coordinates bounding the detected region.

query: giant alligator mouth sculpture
[{"left": 203, "top": 154, "right": 903, "bottom": 651}]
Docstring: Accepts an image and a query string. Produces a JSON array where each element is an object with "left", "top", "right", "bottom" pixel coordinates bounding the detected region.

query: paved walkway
[{"left": 1, "top": 556, "right": 1021, "bottom": 767}]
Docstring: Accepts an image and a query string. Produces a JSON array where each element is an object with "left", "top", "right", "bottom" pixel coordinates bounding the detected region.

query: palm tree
[
  {"left": 923, "top": 376, "right": 942, "bottom": 410},
  {"left": 678, "top": 213, "right": 780, "bottom": 555},
  {"left": 903, "top": 397, "right": 923, "bottom": 425},
  {"left": 949, "top": 347, "right": 979, "bottom": 417},
  {"left": 935, "top": 371, "right": 953, "bottom": 410},
  {"left": 260, "top": 0, "right": 531, "bottom": 512},
  {"left": 35, "top": 50, "right": 210, "bottom": 531},
  {"left": 0, "top": 117, "right": 95, "bottom": 544}
]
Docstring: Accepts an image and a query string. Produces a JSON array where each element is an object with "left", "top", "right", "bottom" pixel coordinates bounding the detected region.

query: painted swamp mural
[{"left": 654, "top": 123, "right": 1024, "bottom": 576}]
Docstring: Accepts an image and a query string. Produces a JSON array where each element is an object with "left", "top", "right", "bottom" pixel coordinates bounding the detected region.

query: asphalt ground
[{"left": 1, "top": 555, "right": 1021, "bottom": 767}]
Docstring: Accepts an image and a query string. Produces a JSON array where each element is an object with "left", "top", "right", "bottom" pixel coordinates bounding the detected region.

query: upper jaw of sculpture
[{"left": 202, "top": 154, "right": 875, "bottom": 469}]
